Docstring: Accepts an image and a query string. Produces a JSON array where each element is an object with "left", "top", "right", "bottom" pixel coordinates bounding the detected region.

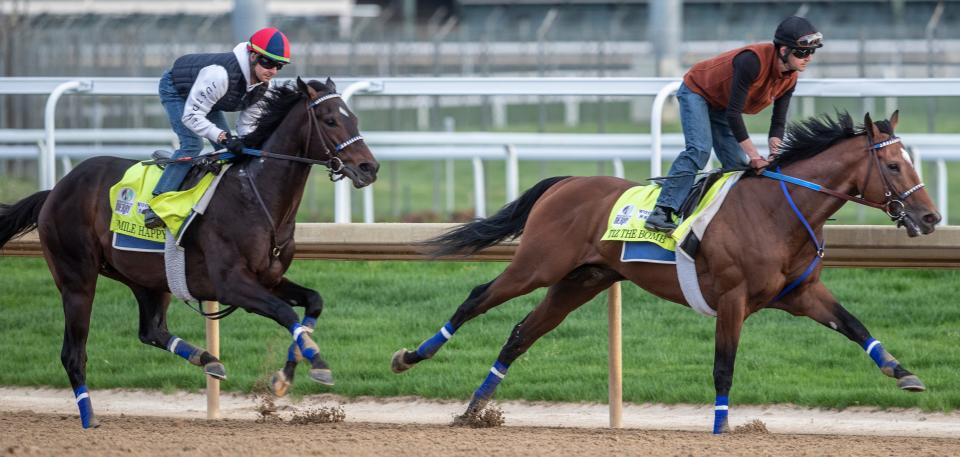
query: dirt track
[
  {"left": 2, "top": 388, "right": 959, "bottom": 456},
  {"left": 4, "top": 411, "right": 960, "bottom": 457}
]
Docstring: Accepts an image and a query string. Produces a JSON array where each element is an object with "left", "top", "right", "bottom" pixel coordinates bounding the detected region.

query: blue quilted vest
[{"left": 169, "top": 52, "right": 267, "bottom": 112}]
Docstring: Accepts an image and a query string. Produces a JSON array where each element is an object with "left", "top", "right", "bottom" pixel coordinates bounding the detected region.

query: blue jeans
[
  {"left": 153, "top": 70, "right": 229, "bottom": 196},
  {"left": 655, "top": 82, "right": 748, "bottom": 211}
]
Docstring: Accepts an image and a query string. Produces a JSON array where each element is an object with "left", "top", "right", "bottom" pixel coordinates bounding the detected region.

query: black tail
[
  {"left": 0, "top": 190, "right": 51, "bottom": 247},
  {"left": 421, "top": 176, "right": 570, "bottom": 257}
]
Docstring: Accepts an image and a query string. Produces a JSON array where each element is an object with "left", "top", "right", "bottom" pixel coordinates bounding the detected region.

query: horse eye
[
  {"left": 324, "top": 118, "right": 337, "bottom": 127},
  {"left": 886, "top": 163, "right": 900, "bottom": 172}
]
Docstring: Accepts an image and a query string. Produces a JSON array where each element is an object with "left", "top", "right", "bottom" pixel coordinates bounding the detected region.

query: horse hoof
[
  {"left": 898, "top": 375, "right": 926, "bottom": 392},
  {"left": 391, "top": 349, "right": 412, "bottom": 373},
  {"left": 309, "top": 368, "right": 335, "bottom": 386},
  {"left": 204, "top": 362, "right": 227, "bottom": 380},
  {"left": 270, "top": 370, "right": 291, "bottom": 397}
]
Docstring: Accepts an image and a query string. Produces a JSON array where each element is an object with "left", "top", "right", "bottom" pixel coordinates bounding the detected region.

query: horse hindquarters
[{"left": 392, "top": 177, "right": 614, "bottom": 373}]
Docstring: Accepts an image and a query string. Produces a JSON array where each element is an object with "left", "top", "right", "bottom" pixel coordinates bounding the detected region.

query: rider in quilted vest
[
  {"left": 644, "top": 16, "right": 822, "bottom": 234},
  {"left": 143, "top": 27, "right": 292, "bottom": 229}
]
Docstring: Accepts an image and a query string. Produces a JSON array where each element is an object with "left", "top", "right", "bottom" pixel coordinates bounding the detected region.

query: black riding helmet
[{"left": 774, "top": 16, "right": 823, "bottom": 49}]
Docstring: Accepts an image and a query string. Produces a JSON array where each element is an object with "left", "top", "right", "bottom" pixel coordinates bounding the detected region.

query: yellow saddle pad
[
  {"left": 109, "top": 162, "right": 218, "bottom": 241},
  {"left": 601, "top": 172, "right": 741, "bottom": 251}
]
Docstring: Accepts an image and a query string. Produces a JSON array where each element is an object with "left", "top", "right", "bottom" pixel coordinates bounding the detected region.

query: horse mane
[
  {"left": 768, "top": 111, "right": 894, "bottom": 169},
  {"left": 243, "top": 79, "right": 333, "bottom": 149}
]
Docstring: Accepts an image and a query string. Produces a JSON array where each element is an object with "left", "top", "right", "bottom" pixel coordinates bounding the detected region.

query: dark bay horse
[
  {"left": 0, "top": 78, "right": 378, "bottom": 428},
  {"left": 392, "top": 111, "right": 940, "bottom": 433}
]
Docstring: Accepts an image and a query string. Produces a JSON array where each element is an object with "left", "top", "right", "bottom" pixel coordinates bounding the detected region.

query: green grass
[{"left": 1, "top": 257, "right": 958, "bottom": 411}]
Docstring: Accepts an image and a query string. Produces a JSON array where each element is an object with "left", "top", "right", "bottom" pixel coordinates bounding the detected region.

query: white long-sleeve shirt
[{"left": 181, "top": 43, "right": 268, "bottom": 142}]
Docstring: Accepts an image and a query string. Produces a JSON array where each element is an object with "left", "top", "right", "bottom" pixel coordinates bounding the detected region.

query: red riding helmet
[{"left": 247, "top": 27, "right": 291, "bottom": 64}]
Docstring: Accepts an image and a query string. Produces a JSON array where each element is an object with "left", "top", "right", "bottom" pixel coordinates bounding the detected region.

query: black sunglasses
[
  {"left": 791, "top": 48, "right": 816, "bottom": 59},
  {"left": 257, "top": 55, "right": 284, "bottom": 70}
]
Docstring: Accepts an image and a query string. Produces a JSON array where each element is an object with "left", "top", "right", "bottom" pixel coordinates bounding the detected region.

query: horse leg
[
  {"left": 214, "top": 273, "right": 333, "bottom": 386},
  {"left": 130, "top": 285, "right": 226, "bottom": 380},
  {"left": 392, "top": 263, "right": 546, "bottom": 373},
  {"left": 58, "top": 284, "right": 100, "bottom": 429},
  {"left": 711, "top": 287, "right": 749, "bottom": 434},
  {"left": 268, "top": 277, "right": 325, "bottom": 396},
  {"left": 778, "top": 281, "right": 925, "bottom": 391},
  {"left": 455, "top": 265, "right": 620, "bottom": 423},
  {"left": 41, "top": 223, "right": 105, "bottom": 429}
]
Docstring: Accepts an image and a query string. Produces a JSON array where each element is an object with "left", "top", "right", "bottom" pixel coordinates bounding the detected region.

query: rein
[
  {"left": 760, "top": 135, "right": 923, "bottom": 222},
  {"left": 246, "top": 92, "right": 366, "bottom": 259},
  {"left": 155, "top": 91, "right": 367, "bottom": 260},
  {"left": 152, "top": 93, "right": 365, "bottom": 181},
  {"left": 764, "top": 134, "right": 923, "bottom": 303}
]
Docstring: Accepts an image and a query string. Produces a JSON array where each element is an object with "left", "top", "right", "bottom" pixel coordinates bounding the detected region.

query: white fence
[
  {"left": 2, "top": 77, "right": 960, "bottom": 223},
  {"left": 0, "top": 128, "right": 956, "bottom": 224}
]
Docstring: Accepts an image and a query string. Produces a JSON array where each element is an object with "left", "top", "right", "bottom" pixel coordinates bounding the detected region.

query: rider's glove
[{"left": 223, "top": 133, "right": 245, "bottom": 155}]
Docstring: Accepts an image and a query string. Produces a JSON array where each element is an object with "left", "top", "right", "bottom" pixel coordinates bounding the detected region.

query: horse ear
[
  {"left": 297, "top": 77, "right": 318, "bottom": 99},
  {"left": 864, "top": 112, "right": 881, "bottom": 139},
  {"left": 889, "top": 110, "right": 899, "bottom": 131},
  {"left": 325, "top": 77, "right": 337, "bottom": 92}
]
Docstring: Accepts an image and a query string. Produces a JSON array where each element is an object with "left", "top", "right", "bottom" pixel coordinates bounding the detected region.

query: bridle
[
  {"left": 762, "top": 132, "right": 923, "bottom": 223},
  {"left": 238, "top": 92, "right": 366, "bottom": 181},
  {"left": 301, "top": 92, "right": 365, "bottom": 182},
  {"left": 764, "top": 131, "right": 923, "bottom": 305},
  {"left": 860, "top": 132, "right": 924, "bottom": 223},
  {"left": 243, "top": 91, "right": 366, "bottom": 261}
]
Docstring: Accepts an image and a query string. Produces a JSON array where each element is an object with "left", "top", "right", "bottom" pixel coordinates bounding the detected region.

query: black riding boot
[
  {"left": 143, "top": 208, "right": 165, "bottom": 229},
  {"left": 644, "top": 205, "right": 677, "bottom": 233}
]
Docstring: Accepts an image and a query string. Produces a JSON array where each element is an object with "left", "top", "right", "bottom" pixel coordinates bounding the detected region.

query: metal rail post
[
  {"left": 650, "top": 80, "right": 682, "bottom": 178},
  {"left": 338, "top": 80, "right": 383, "bottom": 223},
  {"left": 42, "top": 80, "right": 91, "bottom": 189}
]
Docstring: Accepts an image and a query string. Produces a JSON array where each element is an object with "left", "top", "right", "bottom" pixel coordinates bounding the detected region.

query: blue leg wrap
[
  {"left": 863, "top": 337, "right": 888, "bottom": 368},
  {"left": 74, "top": 385, "right": 94, "bottom": 429},
  {"left": 474, "top": 360, "right": 510, "bottom": 400},
  {"left": 416, "top": 322, "right": 456, "bottom": 359},
  {"left": 713, "top": 395, "right": 729, "bottom": 434},
  {"left": 287, "top": 317, "right": 318, "bottom": 362},
  {"left": 289, "top": 323, "right": 317, "bottom": 361},
  {"left": 167, "top": 336, "right": 202, "bottom": 365}
]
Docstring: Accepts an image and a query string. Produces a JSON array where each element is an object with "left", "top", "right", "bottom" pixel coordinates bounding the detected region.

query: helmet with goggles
[{"left": 774, "top": 16, "right": 823, "bottom": 49}]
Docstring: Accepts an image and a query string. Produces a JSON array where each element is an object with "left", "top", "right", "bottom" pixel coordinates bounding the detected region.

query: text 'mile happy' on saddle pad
[
  {"left": 108, "top": 161, "right": 223, "bottom": 252},
  {"left": 601, "top": 171, "right": 743, "bottom": 264}
]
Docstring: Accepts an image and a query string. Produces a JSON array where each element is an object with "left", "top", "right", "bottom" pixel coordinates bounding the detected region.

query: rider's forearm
[{"left": 739, "top": 138, "right": 762, "bottom": 160}]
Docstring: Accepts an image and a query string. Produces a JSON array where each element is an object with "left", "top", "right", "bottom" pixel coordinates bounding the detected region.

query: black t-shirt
[{"left": 726, "top": 50, "right": 795, "bottom": 143}]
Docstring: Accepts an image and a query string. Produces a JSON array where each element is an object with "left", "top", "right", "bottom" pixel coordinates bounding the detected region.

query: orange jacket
[{"left": 682, "top": 43, "right": 797, "bottom": 114}]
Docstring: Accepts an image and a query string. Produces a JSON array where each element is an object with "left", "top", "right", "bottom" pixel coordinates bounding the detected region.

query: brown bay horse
[
  {"left": 0, "top": 78, "right": 378, "bottom": 428},
  {"left": 391, "top": 111, "right": 939, "bottom": 433}
]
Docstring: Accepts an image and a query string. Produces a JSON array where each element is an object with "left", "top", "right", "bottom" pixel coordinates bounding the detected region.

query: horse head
[
  {"left": 297, "top": 77, "right": 379, "bottom": 188},
  {"left": 857, "top": 111, "right": 941, "bottom": 237}
]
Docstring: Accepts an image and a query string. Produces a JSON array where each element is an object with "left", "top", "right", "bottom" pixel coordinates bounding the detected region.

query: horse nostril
[
  {"left": 923, "top": 212, "right": 941, "bottom": 225},
  {"left": 359, "top": 162, "right": 379, "bottom": 175}
]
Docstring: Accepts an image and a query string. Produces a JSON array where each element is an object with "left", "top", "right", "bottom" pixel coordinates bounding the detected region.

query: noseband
[{"left": 231, "top": 92, "right": 366, "bottom": 182}]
